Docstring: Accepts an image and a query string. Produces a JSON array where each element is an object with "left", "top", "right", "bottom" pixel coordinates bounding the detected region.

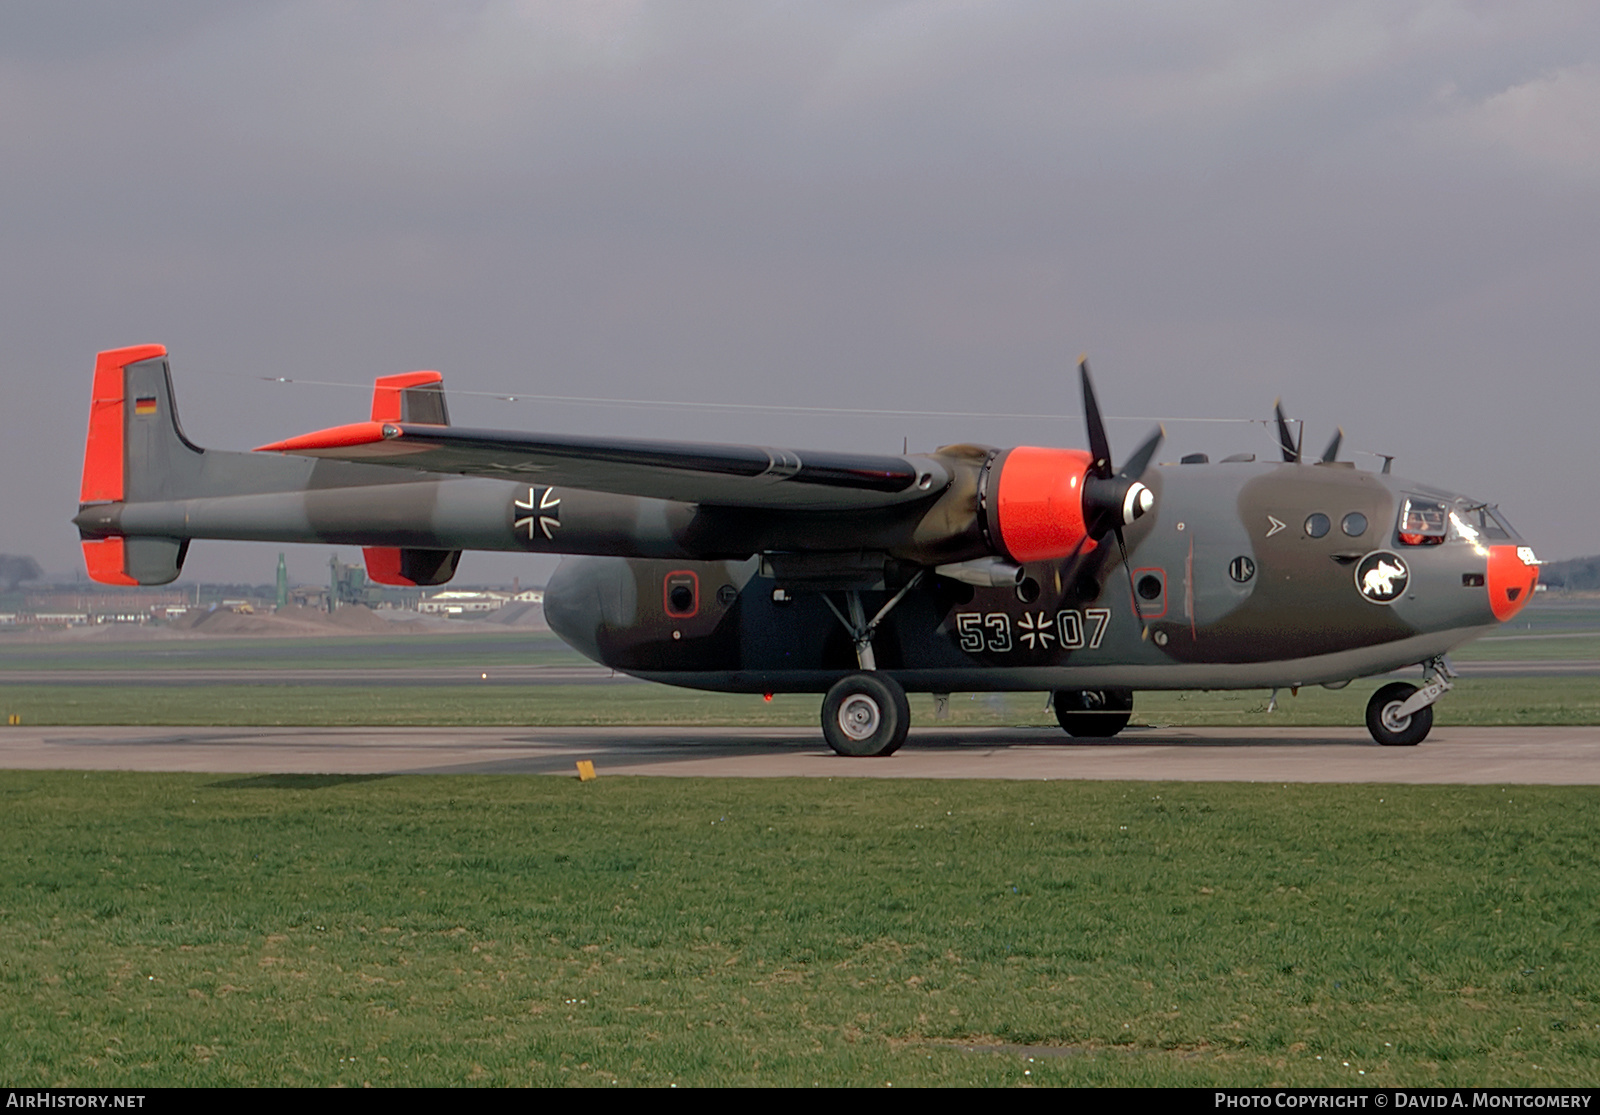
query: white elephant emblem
[{"left": 1355, "top": 552, "right": 1409, "bottom": 603}]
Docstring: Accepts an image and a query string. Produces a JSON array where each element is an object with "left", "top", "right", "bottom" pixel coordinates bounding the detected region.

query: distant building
[
  {"left": 26, "top": 590, "right": 186, "bottom": 613},
  {"left": 418, "top": 590, "right": 512, "bottom": 615}
]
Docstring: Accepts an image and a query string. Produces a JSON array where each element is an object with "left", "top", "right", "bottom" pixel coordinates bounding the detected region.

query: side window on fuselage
[{"left": 1397, "top": 498, "right": 1447, "bottom": 546}]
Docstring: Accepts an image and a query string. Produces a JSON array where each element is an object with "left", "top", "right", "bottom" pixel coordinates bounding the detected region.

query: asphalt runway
[{"left": 3, "top": 724, "right": 1598, "bottom": 783}]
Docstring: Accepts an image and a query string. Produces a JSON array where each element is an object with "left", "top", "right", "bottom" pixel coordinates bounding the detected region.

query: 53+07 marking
[{"left": 954, "top": 608, "right": 1112, "bottom": 654}]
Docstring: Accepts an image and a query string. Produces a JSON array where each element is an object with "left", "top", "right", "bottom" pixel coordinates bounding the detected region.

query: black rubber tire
[
  {"left": 1053, "top": 689, "right": 1133, "bottom": 738},
  {"left": 1366, "top": 682, "right": 1432, "bottom": 746},
  {"left": 821, "top": 674, "right": 911, "bottom": 757}
]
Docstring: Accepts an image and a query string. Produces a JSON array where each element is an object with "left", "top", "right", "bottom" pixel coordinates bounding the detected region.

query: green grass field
[
  {"left": 0, "top": 630, "right": 583, "bottom": 672},
  {"left": 1, "top": 773, "right": 1595, "bottom": 1087},
  {"left": 3, "top": 603, "right": 1596, "bottom": 1086},
  {"left": 2, "top": 676, "right": 1599, "bottom": 729}
]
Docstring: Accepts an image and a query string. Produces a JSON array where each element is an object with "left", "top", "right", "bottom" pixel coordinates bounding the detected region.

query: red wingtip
[
  {"left": 81, "top": 344, "right": 168, "bottom": 504},
  {"left": 255, "top": 421, "right": 393, "bottom": 454}
]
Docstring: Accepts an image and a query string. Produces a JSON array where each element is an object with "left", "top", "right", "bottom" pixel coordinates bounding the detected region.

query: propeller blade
[
  {"left": 1320, "top": 427, "right": 1343, "bottom": 464},
  {"left": 1274, "top": 399, "right": 1299, "bottom": 463},
  {"left": 1114, "top": 526, "right": 1150, "bottom": 641},
  {"left": 1078, "top": 361, "right": 1160, "bottom": 541},
  {"left": 1120, "top": 424, "right": 1165, "bottom": 480},
  {"left": 1079, "top": 358, "right": 1114, "bottom": 479}
]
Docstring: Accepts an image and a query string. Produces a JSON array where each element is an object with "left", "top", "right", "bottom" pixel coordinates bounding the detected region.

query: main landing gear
[
  {"left": 1051, "top": 689, "right": 1134, "bottom": 739},
  {"left": 1364, "top": 657, "right": 1455, "bottom": 746},
  {"left": 821, "top": 673, "right": 911, "bottom": 757},
  {"left": 818, "top": 579, "right": 922, "bottom": 757}
]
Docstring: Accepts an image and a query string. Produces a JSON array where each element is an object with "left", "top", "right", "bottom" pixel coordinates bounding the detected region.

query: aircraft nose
[{"left": 1486, "top": 545, "right": 1540, "bottom": 622}]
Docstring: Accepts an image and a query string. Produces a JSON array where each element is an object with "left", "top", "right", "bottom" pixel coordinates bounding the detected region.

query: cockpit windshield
[
  {"left": 1447, "top": 503, "right": 1521, "bottom": 546},
  {"left": 1401, "top": 497, "right": 1522, "bottom": 547},
  {"left": 1397, "top": 498, "right": 1447, "bottom": 546},
  {"left": 1471, "top": 506, "right": 1518, "bottom": 540}
]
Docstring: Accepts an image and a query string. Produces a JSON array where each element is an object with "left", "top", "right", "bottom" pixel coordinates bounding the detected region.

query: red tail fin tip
[{"left": 81, "top": 344, "right": 167, "bottom": 504}]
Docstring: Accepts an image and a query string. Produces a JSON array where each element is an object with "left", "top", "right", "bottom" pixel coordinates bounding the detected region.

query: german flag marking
[{"left": 134, "top": 396, "right": 158, "bottom": 415}]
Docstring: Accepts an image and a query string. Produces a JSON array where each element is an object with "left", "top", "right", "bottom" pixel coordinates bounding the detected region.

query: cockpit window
[
  {"left": 1467, "top": 506, "right": 1513, "bottom": 540},
  {"left": 1448, "top": 505, "right": 1517, "bottom": 544},
  {"left": 1398, "top": 498, "right": 1447, "bottom": 546}
]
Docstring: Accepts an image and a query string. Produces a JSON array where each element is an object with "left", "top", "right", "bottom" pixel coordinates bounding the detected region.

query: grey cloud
[{"left": 2, "top": 1, "right": 1597, "bottom": 582}]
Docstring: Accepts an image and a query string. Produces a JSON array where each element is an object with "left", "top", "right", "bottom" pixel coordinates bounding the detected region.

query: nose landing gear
[{"left": 1364, "top": 657, "right": 1455, "bottom": 746}]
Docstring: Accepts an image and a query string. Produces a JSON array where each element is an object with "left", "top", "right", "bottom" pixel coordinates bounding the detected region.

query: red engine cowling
[{"left": 989, "top": 446, "right": 1097, "bottom": 564}]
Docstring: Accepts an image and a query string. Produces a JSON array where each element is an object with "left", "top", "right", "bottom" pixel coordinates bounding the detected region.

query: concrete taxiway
[{"left": 2, "top": 724, "right": 1598, "bottom": 783}]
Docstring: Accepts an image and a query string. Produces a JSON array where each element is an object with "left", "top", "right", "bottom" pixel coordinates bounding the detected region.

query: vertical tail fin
[
  {"left": 79, "top": 345, "right": 201, "bottom": 585},
  {"left": 370, "top": 370, "right": 449, "bottom": 425},
  {"left": 363, "top": 370, "right": 461, "bottom": 586},
  {"left": 77, "top": 351, "right": 464, "bottom": 589}
]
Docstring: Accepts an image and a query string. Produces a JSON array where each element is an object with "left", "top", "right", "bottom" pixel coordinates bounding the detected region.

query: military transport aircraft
[{"left": 75, "top": 344, "right": 1540, "bottom": 755}]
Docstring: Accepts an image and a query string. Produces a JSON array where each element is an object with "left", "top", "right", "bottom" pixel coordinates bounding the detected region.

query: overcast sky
[{"left": 3, "top": 0, "right": 1596, "bottom": 585}]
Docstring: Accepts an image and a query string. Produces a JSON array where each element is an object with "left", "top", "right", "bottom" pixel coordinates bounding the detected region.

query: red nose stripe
[{"left": 1486, "top": 545, "right": 1538, "bottom": 622}]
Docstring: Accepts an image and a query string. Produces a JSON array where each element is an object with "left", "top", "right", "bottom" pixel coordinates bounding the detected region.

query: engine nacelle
[
  {"left": 988, "top": 446, "right": 1095, "bottom": 564},
  {"left": 985, "top": 446, "right": 1155, "bottom": 565}
]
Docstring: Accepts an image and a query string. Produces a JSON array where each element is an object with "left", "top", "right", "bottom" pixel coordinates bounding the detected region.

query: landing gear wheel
[
  {"left": 1366, "top": 682, "right": 1432, "bottom": 746},
  {"left": 822, "top": 674, "right": 911, "bottom": 757},
  {"left": 1053, "top": 689, "right": 1133, "bottom": 739}
]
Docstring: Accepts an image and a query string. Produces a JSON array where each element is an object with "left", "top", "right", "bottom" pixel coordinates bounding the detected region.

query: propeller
[
  {"left": 1320, "top": 427, "right": 1343, "bottom": 464},
  {"left": 1079, "top": 359, "right": 1163, "bottom": 542},
  {"left": 1274, "top": 399, "right": 1301, "bottom": 463},
  {"left": 1077, "top": 359, "right": 1164, "bottom": 638}
]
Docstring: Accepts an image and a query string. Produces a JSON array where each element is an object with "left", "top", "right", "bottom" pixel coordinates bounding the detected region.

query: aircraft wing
[{"left": 257, "top": 421, "right": 946, "bottom": 510}]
